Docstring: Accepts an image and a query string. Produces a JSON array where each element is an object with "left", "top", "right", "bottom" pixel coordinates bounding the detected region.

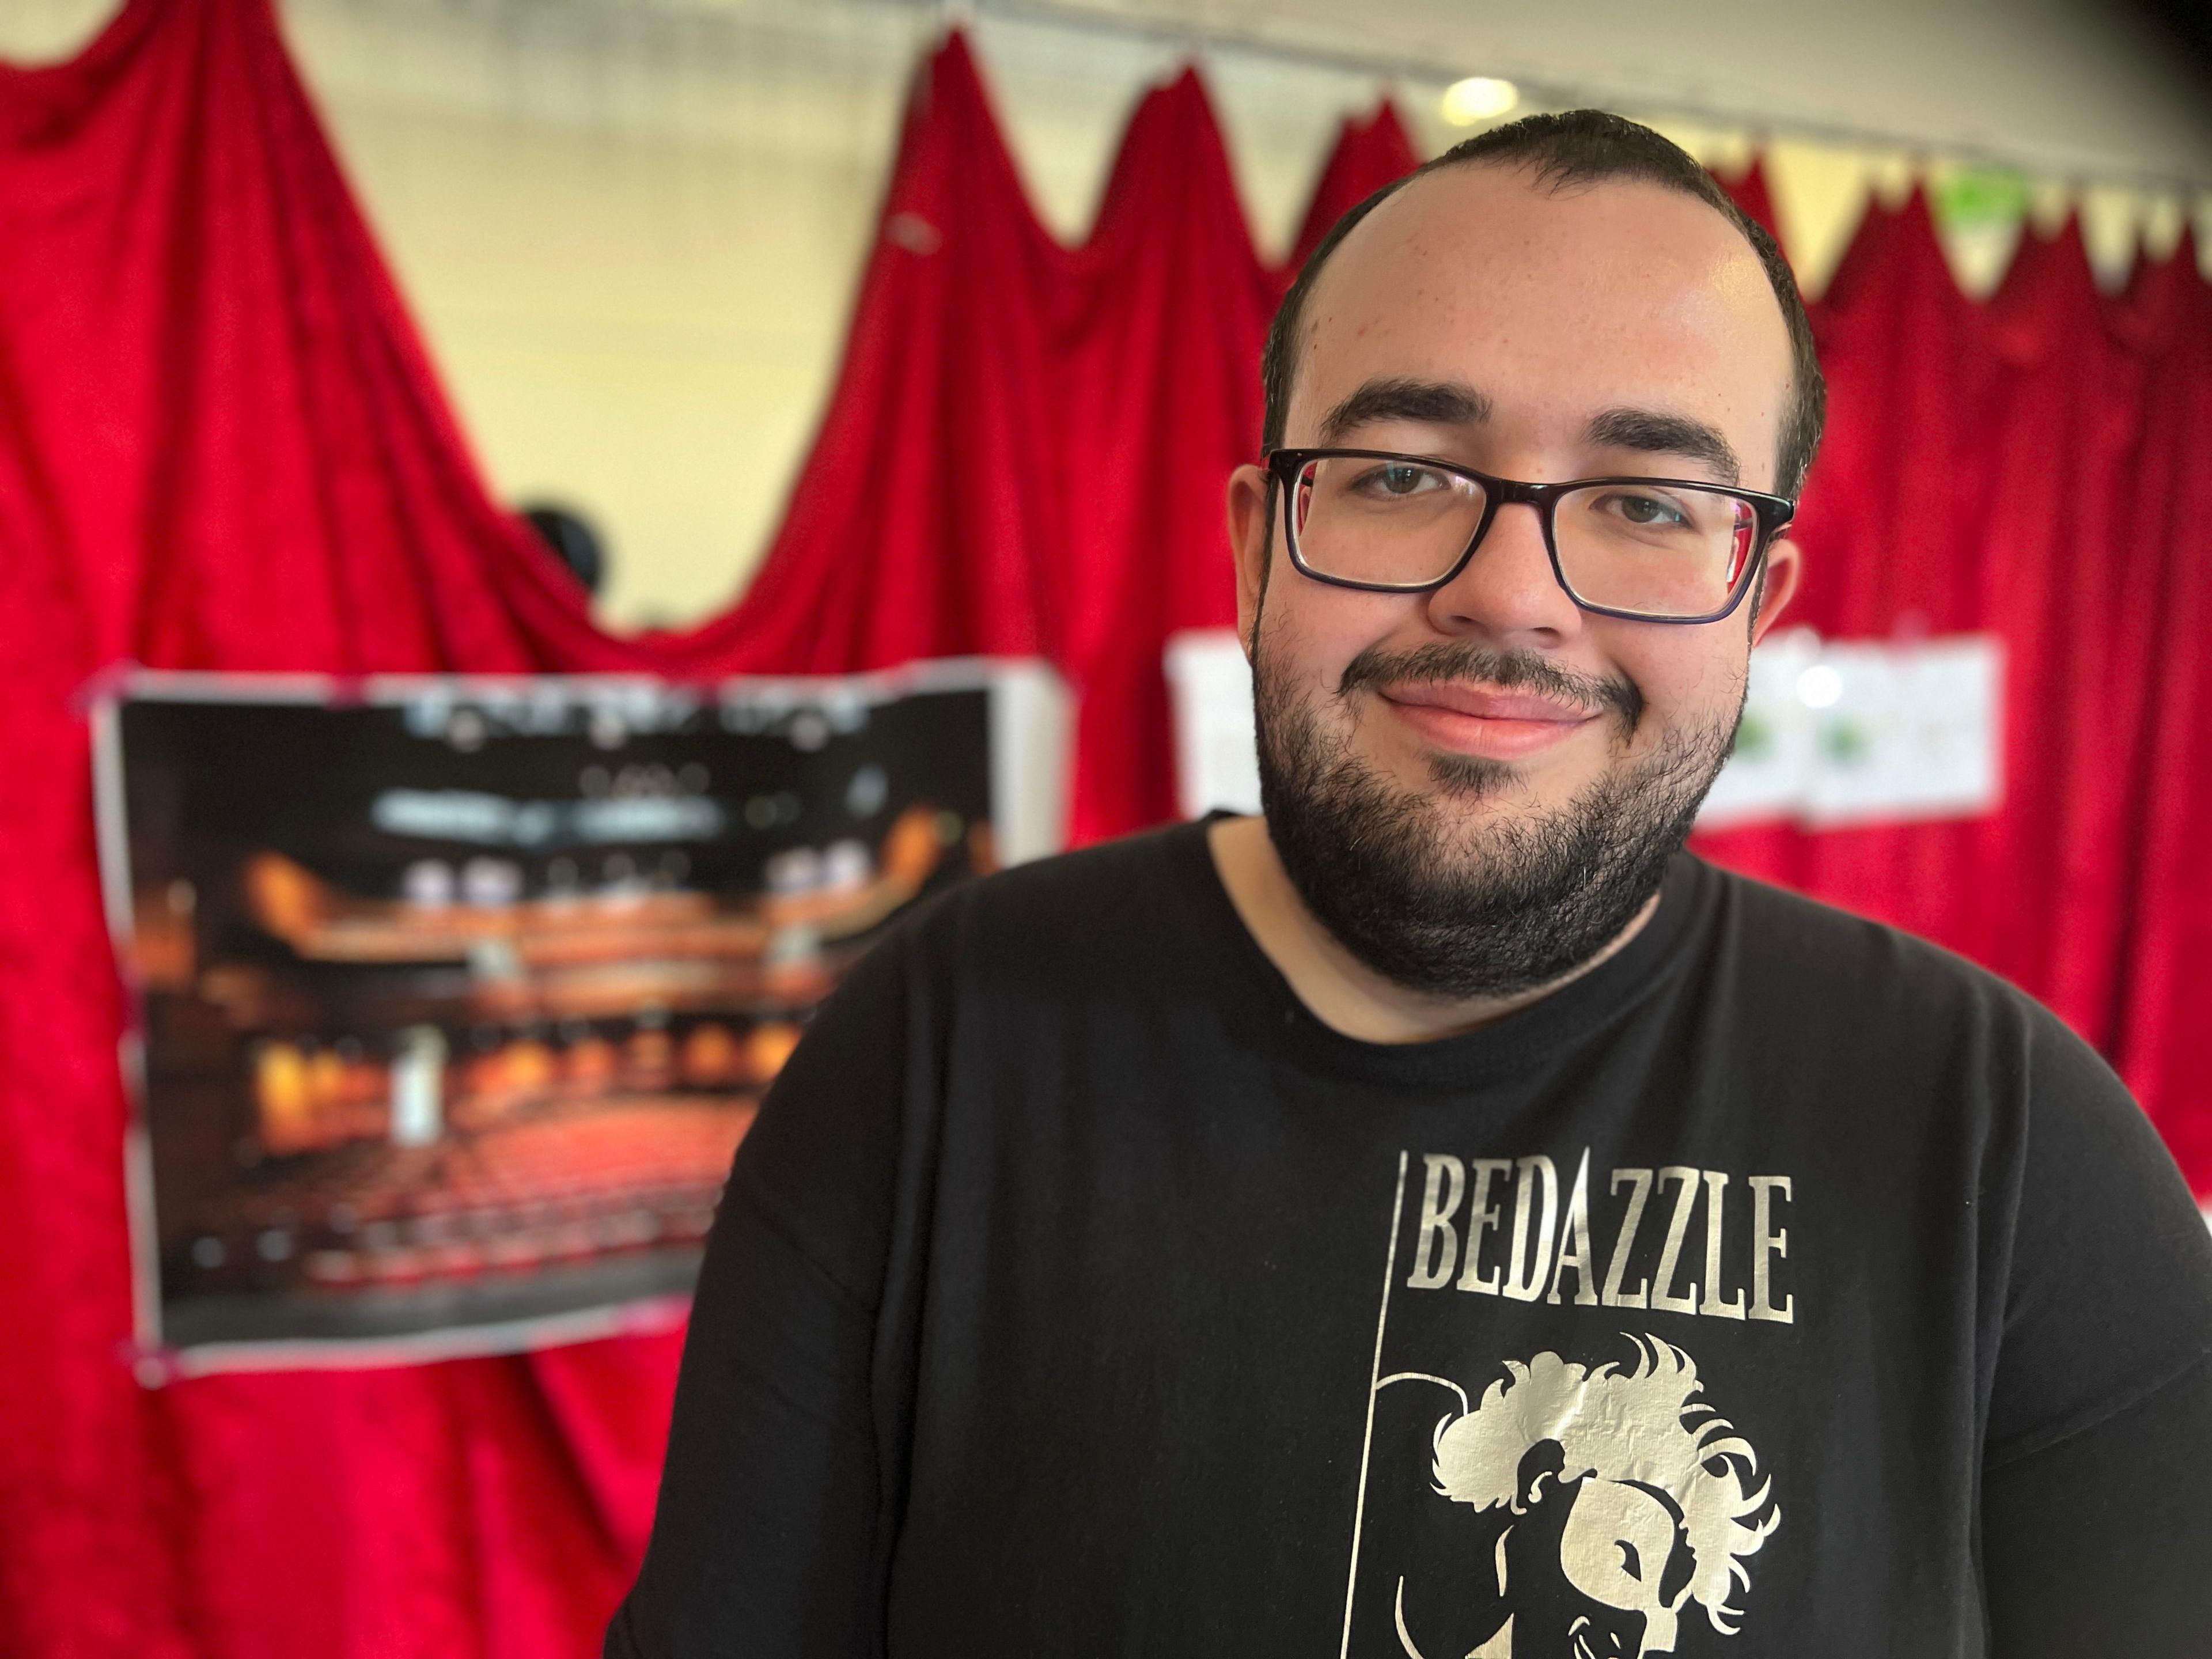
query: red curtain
[
  {"left": 1690, "top": 195, "right": 2212, "bottom": 1184},
  {"left": 2, "top": 1, "right": 2209, "bottom": 1653},
  {"left": 0, "top": 4, "right": 1408, "bottom": 1653}
]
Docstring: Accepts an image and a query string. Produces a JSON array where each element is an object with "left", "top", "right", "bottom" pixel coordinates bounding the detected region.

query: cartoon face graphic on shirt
[
  {"left": 1470, "top": 1447, "right": 1698, "bottom": 1658},
  {"left": 1384, "top": 1338, "right": 1778, "bottom": 1658}
]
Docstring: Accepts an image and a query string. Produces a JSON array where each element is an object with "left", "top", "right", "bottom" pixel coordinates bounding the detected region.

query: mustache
[{"left": 1335, "top": 641, "right": 1644, "bottom": 731}]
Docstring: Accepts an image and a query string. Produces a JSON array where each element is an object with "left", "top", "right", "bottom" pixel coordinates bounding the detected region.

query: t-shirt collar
[{"left": 1168, "top": 812, "right": 1714, "bottom": 1090}]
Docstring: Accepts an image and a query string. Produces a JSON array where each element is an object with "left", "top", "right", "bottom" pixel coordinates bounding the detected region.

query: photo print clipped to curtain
[{"left": 93, "top": 663, "right": 1067, "bottom": 1374}]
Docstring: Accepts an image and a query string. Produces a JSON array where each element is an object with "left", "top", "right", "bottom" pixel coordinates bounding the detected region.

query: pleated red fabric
[
  {"left": 1715, "top": 154, "right": 1782, "bottom": 240},
  {"left": 0, "top": 7, "right": 1416, "bottom": 1652},
  {"left": 1688, "top": 198, "right": 2212, "bottom": 1157},
  {"left": 3, "top": 2, "right": 2211, "bottom": 1653},
  {"left": 1289, "top": 100, "right": 1422, "bottom": 268}
]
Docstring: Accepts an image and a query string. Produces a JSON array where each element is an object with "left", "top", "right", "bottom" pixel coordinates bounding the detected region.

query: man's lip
[
  {"left": 1376, "top": 681, "right": 1597, "bottom": 724},
  {"left": 1376, "top": 681, "right": 1600, "bottom": 760}
]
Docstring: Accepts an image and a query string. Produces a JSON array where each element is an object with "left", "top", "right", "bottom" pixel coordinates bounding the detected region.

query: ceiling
[
  {"left": 952, "top": 0, "right": 2212, "bottom": 188},
  {"left": 9, "top": 0, "right": 2212, "bottom": 191}
]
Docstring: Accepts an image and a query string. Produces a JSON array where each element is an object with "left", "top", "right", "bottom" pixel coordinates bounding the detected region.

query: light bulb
[
  {"left": 1797, "top": 664, "right": 1844, "bottom": 709},
  {"left": 1441, "top": 77, "right": 1520, "bottom": 126}
]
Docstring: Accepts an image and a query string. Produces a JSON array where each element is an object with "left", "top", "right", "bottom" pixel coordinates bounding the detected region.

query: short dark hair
[{"left": 1261, "top": 110, "right": 1826, "bottom": 500}]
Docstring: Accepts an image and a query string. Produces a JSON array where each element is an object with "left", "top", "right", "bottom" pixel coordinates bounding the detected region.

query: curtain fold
[
  {"left": 2, "top": 2, "right": 2210, "bottom": 1653},
  {"left": 1715, "top": 155, "right": 1781, "bottom": 241},
  {"left": 1289, "top": 101, "right": 1422, "bottom": 269}
]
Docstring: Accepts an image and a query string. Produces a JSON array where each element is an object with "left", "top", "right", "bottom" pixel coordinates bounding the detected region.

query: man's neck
[{"left": 1204, "top": 813, "right": 1661, "bottom": 1045}]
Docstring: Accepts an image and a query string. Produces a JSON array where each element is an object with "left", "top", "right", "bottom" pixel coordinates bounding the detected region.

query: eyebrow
[
  {"left": 1317, "top": 377, "right": 1493, "bottom": 445},
  {"left": 1583, "top": 407, "right": 1743, "bottom": 486}
]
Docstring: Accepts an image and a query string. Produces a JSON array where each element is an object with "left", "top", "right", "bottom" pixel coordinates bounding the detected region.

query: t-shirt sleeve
[
  {"left": 605, "top": 923, "right": 924, "bottom": 1659},
  {"left": 1984, "top": 1352, "right": 2212, "bottom": 1655},
  {"left": 1982, "top": 1009, "right": 2212, "bottom": 1652}
]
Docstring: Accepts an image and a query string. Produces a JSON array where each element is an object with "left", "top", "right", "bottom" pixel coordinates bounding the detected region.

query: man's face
[{"left": 1229, "top": 162, "right": 1800, "bottom": 998}]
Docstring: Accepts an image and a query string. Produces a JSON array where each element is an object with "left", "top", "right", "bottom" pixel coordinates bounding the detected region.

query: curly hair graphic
[{"left": 1422, "top": 1335, "right": 1779, "bottom": 1635}]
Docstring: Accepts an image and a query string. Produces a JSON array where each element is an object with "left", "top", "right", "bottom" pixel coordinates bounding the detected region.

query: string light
[
  {"left": 1441, "top": 76, "right": 1520, "bottom": 126},
  {"left": 1797, "top": 664, "right": 1844, "bottom": 709}
]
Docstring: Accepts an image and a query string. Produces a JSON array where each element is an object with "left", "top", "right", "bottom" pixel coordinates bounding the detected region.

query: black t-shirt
[{"left": 609, "top": 819, "right": 2212, "bottom": 1657}]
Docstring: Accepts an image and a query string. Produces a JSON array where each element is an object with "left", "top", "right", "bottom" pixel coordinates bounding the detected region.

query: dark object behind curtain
[
  {"left": 1, "top": 1, "right": 2209, "bottom": 1653},
  {"left": 521, "top": 505, "right": 607, "bottom": 595}
]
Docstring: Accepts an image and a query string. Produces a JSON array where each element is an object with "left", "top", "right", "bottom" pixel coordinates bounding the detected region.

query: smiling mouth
[
  {"left": 1381, "top": 678, "right": 1596, "bottom": 719},
  {"left": 1376, "top": 681, "right": 1600, "bottom": 759}
]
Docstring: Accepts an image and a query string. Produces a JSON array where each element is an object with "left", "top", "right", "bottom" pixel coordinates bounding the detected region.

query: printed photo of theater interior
[{"left": 98, "top": 668, "right": 1051, "bottom": 1366}]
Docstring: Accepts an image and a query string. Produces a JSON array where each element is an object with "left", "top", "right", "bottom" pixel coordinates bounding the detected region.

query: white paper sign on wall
[
  {"left": 1695, "top": 628, "right": 1821, "bottom": 829},
  {"left": 1164, "top": 630, "right": 1262, "bottom": 818},
  {"left": 1699, "top": 628, "right": 2005, "bottom": 829},
  {"left": 1797, "top": 635, "right": 2004, "bottom": 827}
]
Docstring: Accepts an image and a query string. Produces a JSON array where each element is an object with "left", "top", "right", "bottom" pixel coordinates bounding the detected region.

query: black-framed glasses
[{"left": 1265, "top": 448, "right": 1796, "bottom": 624}]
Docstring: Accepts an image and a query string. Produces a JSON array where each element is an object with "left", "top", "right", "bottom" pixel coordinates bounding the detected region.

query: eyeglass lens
[{"left": 1287, "top": 456, "right": 1760, "bottom": 619}]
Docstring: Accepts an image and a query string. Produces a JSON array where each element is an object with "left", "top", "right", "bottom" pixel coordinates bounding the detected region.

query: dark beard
[{"left": 1253, "top": 638, "right": 1740, "bottom": 1002}]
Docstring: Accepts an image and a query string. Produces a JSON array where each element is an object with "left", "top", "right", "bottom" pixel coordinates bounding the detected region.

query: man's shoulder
[
  {"left": 898, "top": 818, "right": 1217, "bottom": 979},
  {"left": 1698, "top": 855, "right": 2109, "bottom": 1089},
  {"left": 983, "top": 817, "right": 1201, "bottom": 907},
  {"left": 1709, "top": 856, "right": 2002, "bottom": 995}
]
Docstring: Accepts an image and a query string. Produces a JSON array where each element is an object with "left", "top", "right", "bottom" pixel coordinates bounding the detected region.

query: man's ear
[
  {"left": 1748, "top": 535, "right": 1802, "bottom": 647},
  {"left": 1226, "top": 463, "right": 1274, "bottom": 663}
]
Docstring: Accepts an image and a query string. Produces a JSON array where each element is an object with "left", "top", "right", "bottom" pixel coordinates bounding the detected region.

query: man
[{"left": 608, "top": 112, "right": 2212, "bottom": 1657}]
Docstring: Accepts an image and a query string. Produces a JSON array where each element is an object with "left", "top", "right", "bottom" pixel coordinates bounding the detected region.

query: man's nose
[{"left": 1421, "top": 498, "right": 1585, "bottom": 645}]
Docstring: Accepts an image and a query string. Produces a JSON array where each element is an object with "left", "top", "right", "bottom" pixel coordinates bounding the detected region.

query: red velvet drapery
[
  {"left": 2, "top": 1, "right": 2210, "bottom": 1653},
  {"left": 0, "top": 4, "right": 1411, "bottom": 1652},
  {"left": 1694, "top": 195, "right": 2212, "bottom": 1187}
]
